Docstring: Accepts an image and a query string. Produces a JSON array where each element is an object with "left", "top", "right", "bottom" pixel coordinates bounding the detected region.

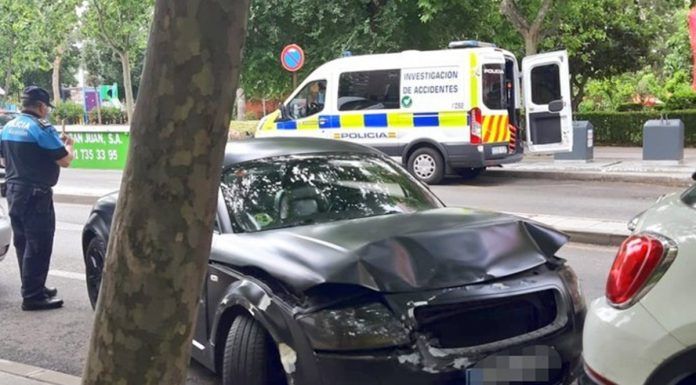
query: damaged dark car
[{"left": 82, "top": 137, "right": 585, "bottom": 385}]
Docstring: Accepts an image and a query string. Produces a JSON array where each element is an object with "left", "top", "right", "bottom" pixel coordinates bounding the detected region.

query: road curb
[
  {"left": 564, "top": 229, "right": 625, "bottom": 247},
  {"left": 0, "top": 359, "right": 80, "bottom": 385},
  {"left": 486, "top": 169, "right": 693, "bottom": 188},
  {"left": 54, "top": 193, "right": 100, "bottom": 206}
]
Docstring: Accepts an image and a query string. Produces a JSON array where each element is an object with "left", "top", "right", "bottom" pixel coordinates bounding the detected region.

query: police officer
[{"left": 0, "top": 86, "right": 74, "bottom": 311}]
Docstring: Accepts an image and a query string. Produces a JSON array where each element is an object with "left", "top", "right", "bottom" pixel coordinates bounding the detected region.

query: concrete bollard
[
  {"left": 643, "top": 119, "right": 684, "bottom": 164},
  {"left": 554, "top": 121, "right": 594, "bottom": 162}
]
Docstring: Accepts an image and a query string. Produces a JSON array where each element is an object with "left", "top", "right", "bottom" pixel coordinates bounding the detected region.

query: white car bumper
[{"left": 583, "top": 297, "right": 685, "bottom": 384}]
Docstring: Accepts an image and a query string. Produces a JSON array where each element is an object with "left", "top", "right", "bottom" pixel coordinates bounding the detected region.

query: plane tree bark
[{"left": 82, "top": 1, "right": 250, "bottom": 384}]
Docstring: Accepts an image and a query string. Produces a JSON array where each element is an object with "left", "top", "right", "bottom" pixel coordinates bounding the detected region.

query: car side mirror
[{"left": 548, "top": 99, "right": 564, "bottom": 113}]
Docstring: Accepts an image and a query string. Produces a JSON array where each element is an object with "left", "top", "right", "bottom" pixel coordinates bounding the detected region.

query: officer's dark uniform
[{"left": 0, "top": 90, "right": 67, "bottom": 306}]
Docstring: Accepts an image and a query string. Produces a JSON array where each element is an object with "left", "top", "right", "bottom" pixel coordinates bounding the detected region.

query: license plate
[{"left": 491, "top": 146, "right": 507, "bottom": 155}]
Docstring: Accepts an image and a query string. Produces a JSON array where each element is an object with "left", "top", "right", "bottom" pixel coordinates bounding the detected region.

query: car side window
[
  {"left": 338, "top": 69, "right": 401, "bottom": 111},
  {"left": 287, "top": 80, "right": 327, "bottom": 120}
]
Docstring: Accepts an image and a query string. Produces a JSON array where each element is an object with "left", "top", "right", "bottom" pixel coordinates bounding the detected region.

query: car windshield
[{"left": 220, "top": 153, "right": 442, "bottom": 233}]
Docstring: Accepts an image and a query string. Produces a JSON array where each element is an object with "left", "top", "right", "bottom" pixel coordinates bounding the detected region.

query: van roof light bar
[{"left": 448, "top": 40, "right": 497, "bottom": 49}]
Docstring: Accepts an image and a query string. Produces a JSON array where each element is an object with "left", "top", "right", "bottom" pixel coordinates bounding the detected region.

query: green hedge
[
  {"left": 52, "top": 102, "right": 84, "bottom": 124},
  {"left": 575, "top": 110, "right": 696, "bottom": 146},
  {"left": 87, "top": 107, "right": 127, "bottom": 124}
]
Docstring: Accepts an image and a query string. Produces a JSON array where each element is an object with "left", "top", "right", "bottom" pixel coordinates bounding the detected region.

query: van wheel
[
  {"left": 457, "top": 167, "right": 485, "bottom": 180},
  {"left": 408, "top": 147, "right": 444, "bottom": 185},
  {"left": 222, "top": 314, "right": 287, "bottom": 385}
]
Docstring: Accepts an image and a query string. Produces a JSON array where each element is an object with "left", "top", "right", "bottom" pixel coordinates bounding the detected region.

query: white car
[
  {"left": 582, "top": 184, "right": 696, "bottom": 385},
  {"left": 0, "top": 203, "right": 10, "bottom": 260}
]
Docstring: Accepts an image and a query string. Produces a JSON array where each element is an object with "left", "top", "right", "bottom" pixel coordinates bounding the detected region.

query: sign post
[{"left": 281, "top": 44, "right": 305, "bottom": 88}]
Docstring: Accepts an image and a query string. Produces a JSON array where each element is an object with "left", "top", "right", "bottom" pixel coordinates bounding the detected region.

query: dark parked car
[{"left": 83, "top": 137, "right": 585, "bottom": 385}]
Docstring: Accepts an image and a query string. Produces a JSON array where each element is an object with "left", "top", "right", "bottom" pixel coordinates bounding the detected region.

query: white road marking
[
  {"left": 192, "top": 340, "right": 205, "bottom": 350},
  {"left": 56, "top": 222, "right": 84, "bottom": 232},
  {"left": 48, "top": 270, "right": 86, "bottom": 281}
]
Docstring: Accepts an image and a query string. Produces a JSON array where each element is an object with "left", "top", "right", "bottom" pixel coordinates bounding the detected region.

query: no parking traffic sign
[{"left": 281, "top": 44, "right": 305, "bottom": 72}]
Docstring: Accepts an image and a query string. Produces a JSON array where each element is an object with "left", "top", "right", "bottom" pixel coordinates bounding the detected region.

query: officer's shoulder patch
[{"left": 38, "top": 119, "right": 52, "bottom": 128}]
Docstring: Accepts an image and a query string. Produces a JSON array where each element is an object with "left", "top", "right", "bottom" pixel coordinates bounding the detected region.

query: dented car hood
[{"left": 211, "top": 208, "right": 568, "bottom": 293}]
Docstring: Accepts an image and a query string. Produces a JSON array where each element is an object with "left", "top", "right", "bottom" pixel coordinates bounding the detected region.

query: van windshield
[{"left": 482, "top": 64, "right": 507, "bottom": 110}]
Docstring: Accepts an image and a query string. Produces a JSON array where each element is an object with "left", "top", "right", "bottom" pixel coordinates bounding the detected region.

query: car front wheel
[
  {"left": 222, "top": 314, "right": 287, "bottom": 385},
  {"left": 85, "top": 236, "right": 106, "bottom": 310}
]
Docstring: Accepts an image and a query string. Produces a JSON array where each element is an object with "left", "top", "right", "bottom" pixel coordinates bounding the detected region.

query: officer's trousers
[{"left": 6, "top": 183, "right": 56, "bottom": 301}]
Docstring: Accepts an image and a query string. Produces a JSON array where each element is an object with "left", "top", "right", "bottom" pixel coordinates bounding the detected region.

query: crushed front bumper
[{"left": 301, "top": 267, "right": 584, "bottom": 385}]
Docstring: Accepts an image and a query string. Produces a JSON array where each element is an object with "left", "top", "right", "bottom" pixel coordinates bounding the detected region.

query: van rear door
[{"left": 522, "top": 50, "right": 573, "bottom": 153}]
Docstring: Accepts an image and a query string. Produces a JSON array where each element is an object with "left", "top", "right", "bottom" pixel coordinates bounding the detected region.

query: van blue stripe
[
  {"left": 364, "top": 114, "right": 388, "bottom": 128},
  {"left": 414, "top": 113, "right": 440, "bottom": 127},
  {"left": 276, "top": 121, "right": 297, "bottom": 130},
  {"left": 319, "top": 115, "right": 341, "bottom": 129}
]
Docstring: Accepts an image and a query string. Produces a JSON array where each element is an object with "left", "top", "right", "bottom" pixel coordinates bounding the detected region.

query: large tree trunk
[
  {"left": 82, "top": 1, "right": 250, "bottom": 384},
  {"left": 524, "top": 32, "right": 539, "bottom": 56},
  {"left": 119, "top": 51, "right": 135, "bottom": 124},
  {"left": 52, "top": 46, "right": 64, "bottom": 105}
]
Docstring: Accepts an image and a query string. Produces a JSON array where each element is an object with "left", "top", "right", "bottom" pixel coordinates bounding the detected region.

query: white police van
[{"left": 256, "top": 41, "right": 573, "bottom": 184}]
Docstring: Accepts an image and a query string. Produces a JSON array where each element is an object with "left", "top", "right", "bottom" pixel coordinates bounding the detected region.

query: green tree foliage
[
  {"left": 0, "top": 0, "right": 43, "bottom": 99},
  {"left": 242, "top": 0, "right": 431, "bottom": 99},
  {"left": 545, "top": 0, "right": 657, "bottom": 109},
  {"left": 83, "top": 0, "right": 153, "bottom": 122}
]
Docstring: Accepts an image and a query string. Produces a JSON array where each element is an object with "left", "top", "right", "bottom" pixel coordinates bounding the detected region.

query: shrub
[
  {"left": 52, "top": 102, "right": 84, "bottom": 124},
  {"left": 88, "top": 106, "right": 126, "bottom": 124},
  {"left": 576, "top": 110, "right": 696, "bottom": 146},
  {"left": 664, "top": 88, "right": 696, "bottom": 110}
]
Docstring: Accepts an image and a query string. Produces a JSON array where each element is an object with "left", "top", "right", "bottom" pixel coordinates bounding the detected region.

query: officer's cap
[{"left": 21, "top": 86, "right": 54, "bottom": 108}]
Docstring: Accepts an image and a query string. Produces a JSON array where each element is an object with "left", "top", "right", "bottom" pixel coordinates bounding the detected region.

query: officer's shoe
[
  {"left": 22, "top": 296, "right": 64, "bottom": 311},
  {"left": 44, "top": 287, "right": 58, "bottom": 298}
]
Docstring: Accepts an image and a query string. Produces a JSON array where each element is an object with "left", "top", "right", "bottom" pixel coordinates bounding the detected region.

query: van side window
[
  {"left": 482, "top": 64, "right": 507, "bottom": 110},
  {"left": 288, "top": 80, "right": 327, "bottom": 120},
  {"left": 531, "top": 64, "right": 561, "bottom": 105},
  {"left": 338, "top": 69, "right": 400, "bottom": 111}
]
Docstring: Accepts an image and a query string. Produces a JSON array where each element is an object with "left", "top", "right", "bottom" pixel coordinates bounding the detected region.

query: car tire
[
  {"left": 222, "top": 314, "right": 286, "bottom": 385},
  {"left": 457, "top": 167, "right": 485, "bottom": 180},
  {"left": 85, "top": 236, "right": 106, "bottom": 310},
  {"left": 407, "top": 147, "right": 445, "bottom": 185}
]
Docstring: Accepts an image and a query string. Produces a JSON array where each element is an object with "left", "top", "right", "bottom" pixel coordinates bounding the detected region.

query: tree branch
[
  {"left": 500, "top": 0, "right": 530, "bottom": 34},
  {"left": 90, "top": 0, "right": 125, "bottom": 53},
  {"left": 531, "top": 0, "right": 554, "bottom": 32}
]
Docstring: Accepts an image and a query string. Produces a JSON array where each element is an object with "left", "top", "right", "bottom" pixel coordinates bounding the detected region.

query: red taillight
[
  {"left": 606, "top": 234, "right": 675, "bottom": 307},
  {"left": 584, "top": 362, "right": 618, "bottom": 385},
  {"left": 469, "top": 107, "right": 482, "bottom": 144}
]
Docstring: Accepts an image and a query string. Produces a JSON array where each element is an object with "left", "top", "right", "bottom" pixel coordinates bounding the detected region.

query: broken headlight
[
  {"left": 558, "top": 264, "right": 585, "bottom": 314},
  {"left": 297, "top": 302, "right": 411, "bottom": 351}
]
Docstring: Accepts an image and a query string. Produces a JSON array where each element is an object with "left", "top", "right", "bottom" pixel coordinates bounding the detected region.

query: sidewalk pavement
[
  {"left": 487, "top": 146, "right": 696, "bottom": 187},
  {"left": 0, "top": 359, "right": 80, "bottom": 385}
]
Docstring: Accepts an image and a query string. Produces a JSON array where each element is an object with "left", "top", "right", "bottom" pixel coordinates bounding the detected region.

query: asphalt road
[
  {"left": 0, "top": 201, "right": 617, "bottom": 384},
  {"left": 431, "top": 175, "right": 680, "bottom": 222}
]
